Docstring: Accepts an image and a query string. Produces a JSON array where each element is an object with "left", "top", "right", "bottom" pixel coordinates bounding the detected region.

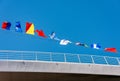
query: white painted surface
[{"left": 0, "top": 61, "right": 120, "bottom": 76}]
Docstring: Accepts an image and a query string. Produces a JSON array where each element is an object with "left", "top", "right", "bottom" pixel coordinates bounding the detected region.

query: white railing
[{"left": 0, "top": 50, "right": 120, "bottom": 66}]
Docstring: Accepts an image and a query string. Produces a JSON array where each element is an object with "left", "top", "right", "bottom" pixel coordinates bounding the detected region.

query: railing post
[
  {"left": 104, "top": 56, "right": 108, "bottom": 65},
  {"left": 91, "top": 55, "right": 95, "bottom": 64},
  {"left": 64, "top": 54, "right": 66, "bottom": 62},
  {"left": 77, "top": 54, "right": 81, "bottom": 63},
  {"left": 116, "top": 58, "right": 120, "bottom": 65}
]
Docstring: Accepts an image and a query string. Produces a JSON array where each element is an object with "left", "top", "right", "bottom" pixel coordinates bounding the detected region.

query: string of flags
[{"left": 1, "top": 21, "right": 118, "bottom": 53}]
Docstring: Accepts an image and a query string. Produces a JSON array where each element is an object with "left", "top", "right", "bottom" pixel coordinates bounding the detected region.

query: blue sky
[{"left": 0, "top": 0, "right": 120, "bottom": 57}]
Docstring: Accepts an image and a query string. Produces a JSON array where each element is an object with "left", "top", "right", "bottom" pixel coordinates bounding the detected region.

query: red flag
[
  {"left": 104, "top": 48, "right": 117, "bottom": 53},
  {"left": 35, "top": 29, "right": 46, "bottom": 38},
  {"left": 2, "top": 22, "right": 7, "bottom": 29}
]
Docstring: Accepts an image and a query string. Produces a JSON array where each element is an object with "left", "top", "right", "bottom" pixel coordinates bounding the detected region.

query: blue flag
[{"left": 15, "top": 22, "right": 22, "bottom": 32}]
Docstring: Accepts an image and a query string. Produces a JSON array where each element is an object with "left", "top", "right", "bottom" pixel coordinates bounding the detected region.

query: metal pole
[
  {"left": 77, "top": 54, "right": 81, "bottom": 63},
  {"left": 104, "top": 56, "right": 108, "bottom": 65},
  {"left": 91, "top": 55, "right": 95, "bottom": 64},
  {"left": 64, "top": 54, "right": 66, "bottom": 62},
  {"left": 116, "top": 58, "right": 120, "bottom": 65}
]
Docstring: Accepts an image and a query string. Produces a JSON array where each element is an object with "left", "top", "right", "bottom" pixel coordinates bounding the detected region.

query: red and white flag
[{"left": 60, "top": 39, "right": 71, "bottom": 45}]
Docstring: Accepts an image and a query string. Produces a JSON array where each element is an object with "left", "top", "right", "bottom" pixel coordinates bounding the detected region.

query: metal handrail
[
  {"left": 0, "top": 50, "right": 118, "bottom": 58},
  {"left": 0, "top": 50, "right": 120, "bottom": 66}
]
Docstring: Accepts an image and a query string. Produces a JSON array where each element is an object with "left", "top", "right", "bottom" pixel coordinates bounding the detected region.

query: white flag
[{"left": 60, "top": 39, "right": 71, "bottom": 45}]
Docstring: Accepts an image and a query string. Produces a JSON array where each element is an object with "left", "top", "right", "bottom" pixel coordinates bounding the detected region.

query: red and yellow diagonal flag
[{"left": 26, "top": 22, "right": 35, "bottom": 35}]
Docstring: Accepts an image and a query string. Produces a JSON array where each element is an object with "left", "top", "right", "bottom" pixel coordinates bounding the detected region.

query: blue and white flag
[
  {"left": 15, "top": 21, "right": 22, "bottom": 32},
  {"left": 49, "top": 32, "right": 55, "bottom": 39},
  {"left": 91, "top": 43, "right": 101, "bottom": 49},
  {"left": 49, "top": 32, "right": 60, "bottom": 41}
]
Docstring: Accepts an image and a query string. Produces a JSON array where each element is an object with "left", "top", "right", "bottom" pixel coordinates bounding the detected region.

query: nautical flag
[
  {"left": 91, "top": 43, "right": 101, "bottom": 49},
  {"left": 15, "top": 22, "right": 22, "bottom": 32},
  {"left": 76, "top": 42, "right": 88, "bottom": 48},
  {"left": 104, "top": 48, "right": 117, "bottom": 53},
  {"left": 49, "top": 32, "right": 55, "bottom": 39},
  {"left": 26, "top": 22, "right": 35, "bottom": 35},
  {"left": 35, "top": 29, "right": 46, "bottom": 38},
  {"left": 60, "top": 39, "right": 71, "bottom": 45},
  {"left": 49, "top": 32, "right": 60, "bottom": 41},
  {"left": 2, "top": 21, "right": 11, "bottom": 30}
]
